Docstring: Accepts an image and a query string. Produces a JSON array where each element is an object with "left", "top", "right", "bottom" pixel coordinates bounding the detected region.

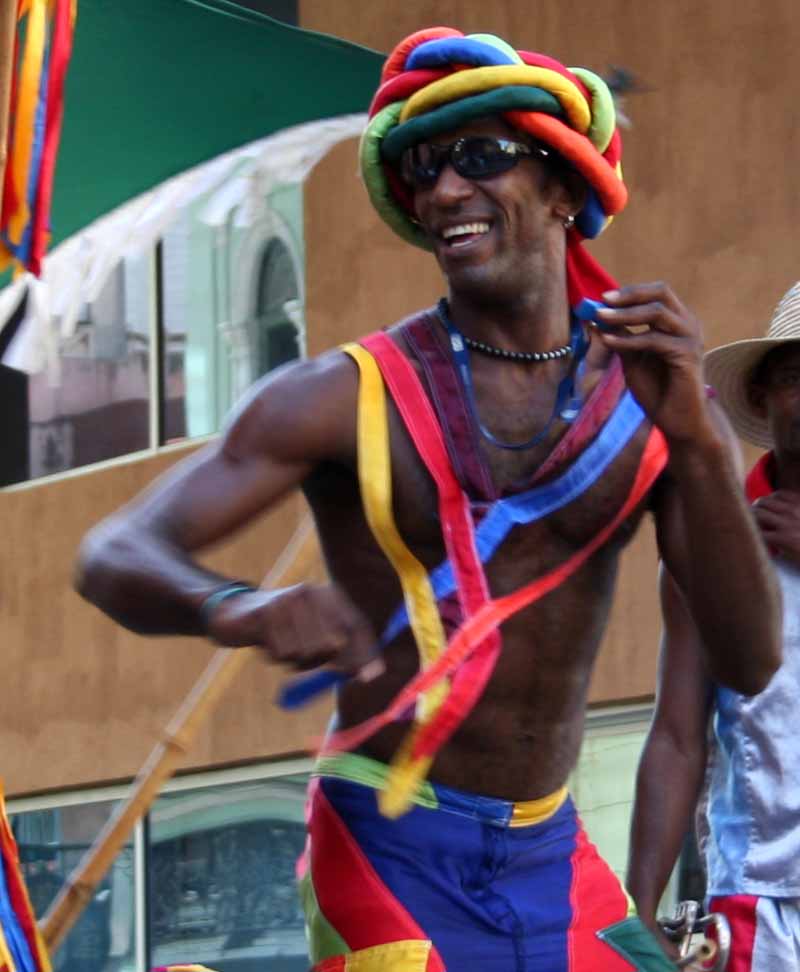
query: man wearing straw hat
[
  {"left": 77, "top": 26, "right": 781, "bottom": 971},
  {"left": 628, "top": 282, "right": 800, "bottom": 971}
]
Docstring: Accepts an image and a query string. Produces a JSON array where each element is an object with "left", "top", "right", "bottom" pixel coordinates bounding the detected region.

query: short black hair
[{"left": 525, "top": 137, "right": 588, "bottom": 209}]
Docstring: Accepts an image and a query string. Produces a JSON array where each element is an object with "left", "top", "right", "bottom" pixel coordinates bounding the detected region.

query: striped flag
[
  {"left": 0, "top": 784, "right": 50, "bottom": 972},
  {"left": 0, "top": 0, "right": 77, "bottom": 277}
]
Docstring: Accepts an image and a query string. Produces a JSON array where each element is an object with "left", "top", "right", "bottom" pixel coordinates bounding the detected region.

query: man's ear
[{"left": 552, "top": 170, "right": 588, "bottom": 223}]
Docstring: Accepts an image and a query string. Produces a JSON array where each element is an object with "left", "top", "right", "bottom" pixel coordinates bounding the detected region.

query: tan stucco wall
[{"left": 0, "top": 448, "right": 331, "bottom": 796}]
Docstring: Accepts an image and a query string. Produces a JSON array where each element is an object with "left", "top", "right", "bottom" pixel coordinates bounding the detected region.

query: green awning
[{"left": 50, "top": 0, "right": 383, "bottom": 247}]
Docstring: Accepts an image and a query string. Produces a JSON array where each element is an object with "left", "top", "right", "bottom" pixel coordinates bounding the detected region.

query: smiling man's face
[{"left": 406, "top": 117, "right": 573, "bottom": 306}]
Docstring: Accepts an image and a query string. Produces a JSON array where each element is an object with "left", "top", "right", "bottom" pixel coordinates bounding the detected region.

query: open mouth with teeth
[{"left": 440, "top": 221, "right": 491, "bottom": 247}]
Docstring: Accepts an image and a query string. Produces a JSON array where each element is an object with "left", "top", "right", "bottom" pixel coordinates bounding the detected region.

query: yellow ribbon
[
  {"left": 379, "top": 729, "right": 434, "bottom": 819},
  {"left": 343, "top": 343, "right": 448, "bottom": 722},
  {"left": 399, "top": 65, "right": 591, "bottom": 136},
  {"left": 343, "top": 343, "right": 467, "bottom": 817}
]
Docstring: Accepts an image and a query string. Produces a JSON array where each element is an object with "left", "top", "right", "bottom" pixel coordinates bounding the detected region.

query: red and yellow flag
[
  {"left": 0, "top": 783, "right": 51, "bottom": 972},
  {"left": 0, "top": 0, "right": 77, "bottom": 277}
]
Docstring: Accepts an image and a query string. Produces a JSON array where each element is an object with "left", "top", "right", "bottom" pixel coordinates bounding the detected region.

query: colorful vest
[{"left": 285, "top": 313, "right": 669, "bottom": 817}]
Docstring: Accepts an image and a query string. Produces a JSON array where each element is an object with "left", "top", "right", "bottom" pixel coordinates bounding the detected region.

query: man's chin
[
  {"left": 444, "top": 267, "right": 529, "bottom": 308},
  {"left": 441, "top": 262, "right": 499, "bottom": 299}
]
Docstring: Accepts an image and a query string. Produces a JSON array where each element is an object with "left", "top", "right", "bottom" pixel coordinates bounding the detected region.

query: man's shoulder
[
  {"left": 249, "top": 345, "right": 358, "bottom": 402},
  {"left": 222, "top": 348, "right": 361, "bottom": 464},
  {"left": 382, "top": 306, "right": 438, "bottom": 340}
]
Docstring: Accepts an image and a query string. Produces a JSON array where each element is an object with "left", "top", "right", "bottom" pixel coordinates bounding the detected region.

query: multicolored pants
[
  {"left": 298, "top": 753, "right": 675, "bottom": 971},
  {"left": 708, "top": 894, "right": 800, "bottom": 971}
]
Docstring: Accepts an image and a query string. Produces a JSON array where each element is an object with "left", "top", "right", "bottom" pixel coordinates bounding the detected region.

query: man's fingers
[
  {"left": 753, "top": 507, "right": 787, "bottom": 530},
  {"left": 596, "top": 329, "right": 687, "bottom": 358},
  {"left": 602, "top": 281, "right": 686, "bottom": 315},
  {"left": 329, "top": 593, "right": 383, "bottom": 677},
  {"left": 236, "top": 582, "right": 382, "bottom": 677},
  {"left": 595, "top": 301, "right": 688, "bottom": 336},
  {"left": 303, "top": 589, "right": 385, "bottom": 682},
  {"left": 356, "top": 657, "right": 387, "bottom": 683},
  {"left": 757, "top": 491, "right": 800, "bottom": 514}
]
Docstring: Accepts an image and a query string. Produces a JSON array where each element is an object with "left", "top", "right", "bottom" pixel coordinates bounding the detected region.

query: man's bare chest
[{"left": 387, "top": 404, "right": 652, "bottom": 572}]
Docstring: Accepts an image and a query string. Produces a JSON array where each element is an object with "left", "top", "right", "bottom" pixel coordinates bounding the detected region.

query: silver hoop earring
[{"left": 562, "top": 214, "right": 575, "bottom": 230}]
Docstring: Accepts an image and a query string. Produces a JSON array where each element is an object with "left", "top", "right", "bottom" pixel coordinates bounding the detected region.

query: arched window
[{"left": 252, "top": 238, "right": 301, "bottom": 378}]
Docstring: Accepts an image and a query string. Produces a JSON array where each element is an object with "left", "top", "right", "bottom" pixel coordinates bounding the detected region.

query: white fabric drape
[{"left": 0, "top": 113, "right": 366, "bottom": 374}]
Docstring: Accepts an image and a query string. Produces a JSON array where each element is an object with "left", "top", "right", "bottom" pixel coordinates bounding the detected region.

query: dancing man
[{"left": 77, "top": 27, "right": 780, "bottom": 972}]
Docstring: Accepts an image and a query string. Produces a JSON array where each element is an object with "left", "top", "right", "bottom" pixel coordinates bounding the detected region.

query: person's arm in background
[{"left": 626, "top": 567, "right": 713, "bottom": 936}]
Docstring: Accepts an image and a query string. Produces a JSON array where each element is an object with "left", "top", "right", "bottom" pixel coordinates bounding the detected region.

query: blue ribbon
[{"left": 382, "top": 388, "right": 644, "bottom": 643}]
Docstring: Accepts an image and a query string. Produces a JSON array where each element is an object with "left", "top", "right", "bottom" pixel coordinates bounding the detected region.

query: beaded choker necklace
[
  {"left": 437, "top": 298, "right": 589, "bottom": 451},
  {"left": 462, "top": 334, "right": 573, "bottom": 363}
]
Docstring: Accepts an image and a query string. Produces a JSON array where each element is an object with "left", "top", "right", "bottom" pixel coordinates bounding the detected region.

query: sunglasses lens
[
  {"left": 452, "top": 137, "right": 518, "bottom": 179},
  {"left": 402, "top": 144, "right": 443, "bottom": 187}
]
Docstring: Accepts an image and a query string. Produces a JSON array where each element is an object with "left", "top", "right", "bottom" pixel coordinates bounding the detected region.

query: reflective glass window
[
  {"left": 148, "top": 775, "right": 309, "bottom": 972},
  {"left": 26, "top": 254, "right": 153, "bottom": 480},
  {"left": 10, "top": 800, "right": 136, "bottom": 972},
  {"left": 252, "top": 238, "right": 301, "bottom": 378}
]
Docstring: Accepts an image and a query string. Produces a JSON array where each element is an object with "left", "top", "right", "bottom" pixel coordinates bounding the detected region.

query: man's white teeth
[{"left": 442, "top": 222, "right": 490, "bottom": 240}]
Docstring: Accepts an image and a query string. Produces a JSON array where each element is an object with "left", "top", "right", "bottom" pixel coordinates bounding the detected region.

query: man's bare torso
[{"left": 303, "top": 321, "right": 655, "bottom": 801}]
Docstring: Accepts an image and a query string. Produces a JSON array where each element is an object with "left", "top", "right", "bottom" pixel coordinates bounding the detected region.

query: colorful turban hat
[{"left": 360, "top": 27, "right": 628, "bottom": 303}]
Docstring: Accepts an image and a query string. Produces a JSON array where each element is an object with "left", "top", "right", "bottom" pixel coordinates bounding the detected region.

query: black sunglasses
[{"left": 401, "top": 136, "right": 550, "bottom": 189}]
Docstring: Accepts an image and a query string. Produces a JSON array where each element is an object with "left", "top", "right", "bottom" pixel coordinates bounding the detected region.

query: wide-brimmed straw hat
[{"left": 704, "top": 282, "right": 800, "bottom": 448}]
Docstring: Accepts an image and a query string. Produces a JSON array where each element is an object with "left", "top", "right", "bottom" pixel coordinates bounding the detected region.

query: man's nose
[{"left": 429, "top": 162, "right": 475, "bottom": 206}]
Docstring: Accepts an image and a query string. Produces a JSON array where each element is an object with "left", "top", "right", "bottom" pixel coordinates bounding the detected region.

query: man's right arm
[
  {"left": 626, "top": 566, "right": 713, "bottom": 931},
  {"left": 75, "top": 351, "right": 376, "bottom": 675}
]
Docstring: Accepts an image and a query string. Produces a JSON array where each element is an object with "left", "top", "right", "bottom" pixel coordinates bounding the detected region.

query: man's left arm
[{"left": 597, "top": 283, "right": 781, "bottom": 694}]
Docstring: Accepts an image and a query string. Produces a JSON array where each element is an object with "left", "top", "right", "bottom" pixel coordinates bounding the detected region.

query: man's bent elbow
[
  {"left": 753, "top": 587, "right": 784, "bottom": 693},
  {"left": 74, "top": 518, "right": 134, "bottom": 608},
  {"left": 750, "top": 633, "right": 783, "bottom": 695},
  {"left": 720, "top": 623, "right": 782, "bottom": 697}
]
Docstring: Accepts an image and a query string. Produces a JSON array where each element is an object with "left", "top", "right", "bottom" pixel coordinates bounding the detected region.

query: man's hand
[
  {"left": 753, "top": 489, "right": 800, "bottom": 564},
  {"left": 594, "top": 283, "right": 715, "bottom": 446},
  {"left": 206, "top": 582, "right": 383, "bottom": 679}
]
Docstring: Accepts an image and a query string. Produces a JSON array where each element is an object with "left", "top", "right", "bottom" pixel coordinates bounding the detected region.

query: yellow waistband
[
  {"left": 315, "top": 752, "right": 570, "bottom": 827},
  {"left": 510, "top": 786, "right": 569, "bottom": 827}
]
